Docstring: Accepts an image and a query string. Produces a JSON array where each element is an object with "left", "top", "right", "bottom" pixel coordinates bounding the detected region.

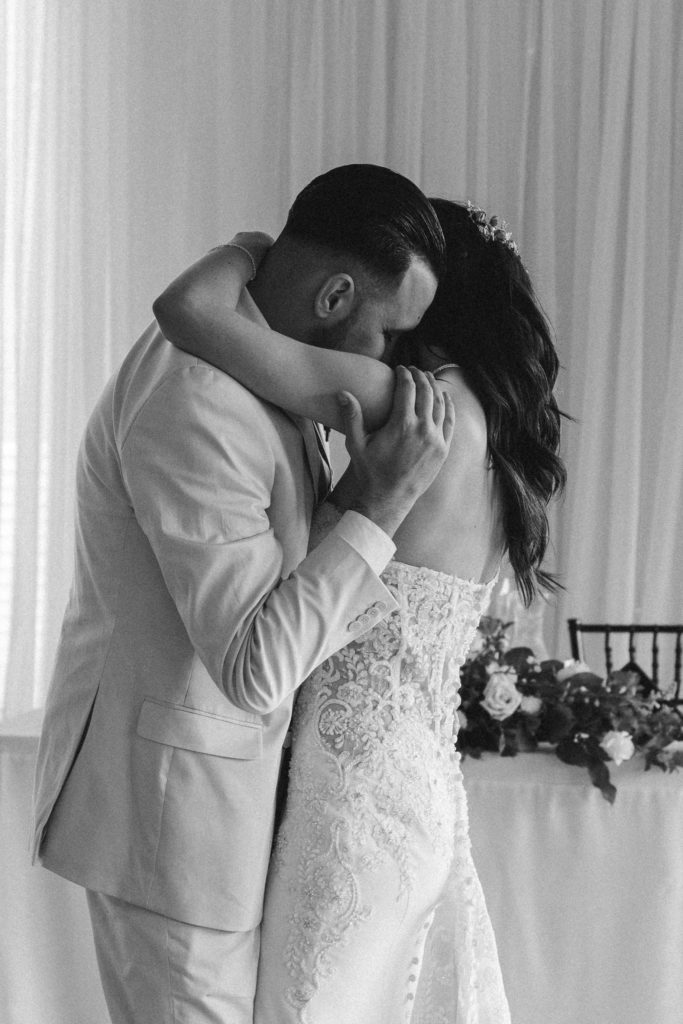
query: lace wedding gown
[{"left": 254, "top": 504, "right": 511, "bottom": 1024}]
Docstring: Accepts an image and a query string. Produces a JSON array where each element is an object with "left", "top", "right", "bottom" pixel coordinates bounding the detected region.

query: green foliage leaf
[
  {"left": 538, "top": 703, "right": 574, "bottom": 744},
  {"left": 556, "top": 736, "right": 591, "bottom": 767},
  {"left": 587, "top": 758, "right": 616, "bottom": 803},
  {"left": 503, "top": 647, "right": 535, "bottom": 674}
]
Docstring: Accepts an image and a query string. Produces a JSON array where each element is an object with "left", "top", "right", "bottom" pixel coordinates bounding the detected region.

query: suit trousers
[{"left": 86, "top": 890, "right": 259, "bottom": 1024}]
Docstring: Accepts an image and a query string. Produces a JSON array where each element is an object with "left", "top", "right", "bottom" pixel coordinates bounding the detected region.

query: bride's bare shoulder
[
  {"left": 392, "top": 366, "right": 501, "bottom": 578},
  {"left": 434, "top": 368, "right": 488, "bottom": 463}
]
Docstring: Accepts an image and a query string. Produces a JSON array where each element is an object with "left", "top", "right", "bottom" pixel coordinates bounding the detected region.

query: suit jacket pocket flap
[{"left": 137, "top": 699, "right": 262, "bottom": 760}]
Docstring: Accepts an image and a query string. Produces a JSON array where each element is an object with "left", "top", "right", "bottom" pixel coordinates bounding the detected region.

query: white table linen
[
  {"left": 464, "top": 748, "right": 683, "bottom": 1024},
  {"left": 2, "top": 710, "right": 682, "bottom": 1024}
]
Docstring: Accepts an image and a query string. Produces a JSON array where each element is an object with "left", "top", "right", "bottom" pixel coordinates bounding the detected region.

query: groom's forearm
[
  {"left": 220, "top": 513, "right": 398, "bottom": 714},
  {"left": 122, "top": 366, "right": 398, "bottom": 718}
]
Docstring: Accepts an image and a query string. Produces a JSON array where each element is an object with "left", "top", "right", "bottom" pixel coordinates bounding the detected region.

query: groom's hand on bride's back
[{"left": 336, "top": 365, "right": 455, "bottom": 538}]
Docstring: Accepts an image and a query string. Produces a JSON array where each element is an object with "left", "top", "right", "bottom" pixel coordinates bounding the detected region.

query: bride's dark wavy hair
[{"left": 397, "top": 198, "right": 567, "bottom": 606}]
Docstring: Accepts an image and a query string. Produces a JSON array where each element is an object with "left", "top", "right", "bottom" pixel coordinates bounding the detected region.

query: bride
[{"left": 154, "top": 198, "right": 565, "bottom": 1023}]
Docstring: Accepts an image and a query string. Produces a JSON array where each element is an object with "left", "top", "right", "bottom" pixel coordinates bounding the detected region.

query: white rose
[
  {"left": 599, "top": 730, "right": 635, "bottom": 766},
  {"left": 520, "top": 695, "right": 543, "bottom": 715},
  {"left": 481, "top": 671, "right": 522, "bottom": 721},
  {"left": 467, "top": 633, "right": 486, "bottom": 656},
  {"left": 557, "top": 659, "right": 593, "bottom": 682}
]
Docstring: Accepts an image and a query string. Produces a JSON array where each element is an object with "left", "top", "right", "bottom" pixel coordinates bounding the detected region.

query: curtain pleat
[{"left": 2, "top": 0, "right": 682, "bottom": 715}]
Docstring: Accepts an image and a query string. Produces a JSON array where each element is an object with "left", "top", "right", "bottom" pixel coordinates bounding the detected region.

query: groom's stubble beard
[
  {"left": 311, "top": 296, "right": 388, "bottom": 360},
  {"left": 312, "top": 317, "right": 349, "bottom": 353}
]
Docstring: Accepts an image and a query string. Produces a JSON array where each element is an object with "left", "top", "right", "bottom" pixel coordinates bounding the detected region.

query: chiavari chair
[{"left": 567, "top": 619, "right": 683, "bottom": 708}]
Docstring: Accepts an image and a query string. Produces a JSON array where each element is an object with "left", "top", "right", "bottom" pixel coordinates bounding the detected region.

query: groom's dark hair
[{"left": 283, "top": 164, "right": 446, "bottom": 284}]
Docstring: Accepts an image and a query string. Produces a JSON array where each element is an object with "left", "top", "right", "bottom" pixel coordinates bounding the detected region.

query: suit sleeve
[{"left": 121, "top": 363, "right": 398, "bottom": 714}]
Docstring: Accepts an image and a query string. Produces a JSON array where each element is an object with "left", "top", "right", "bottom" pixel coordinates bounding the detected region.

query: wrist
[
  {"left": 346, "top": 492, "right": 417, "bottom": 538},
  {"left": 224, "top": 242, "right": 257, "bottom": 282},
  {"left": 226, "top": 231, "right": 273, "bottom": 281}
]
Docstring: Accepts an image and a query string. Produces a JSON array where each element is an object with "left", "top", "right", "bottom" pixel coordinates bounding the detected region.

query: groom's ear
[{"left": 313, "top": 274, "right": 356, "bottom": 323}]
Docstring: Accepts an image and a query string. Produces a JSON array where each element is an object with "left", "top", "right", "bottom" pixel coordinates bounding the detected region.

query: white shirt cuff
[{"left": 332, "top": 510, "right": 396, "bottom": 577}]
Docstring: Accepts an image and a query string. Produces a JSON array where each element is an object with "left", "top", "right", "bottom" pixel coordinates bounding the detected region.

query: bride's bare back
[{"left": 333, "top": 365, "right": 503, "bottom": 584}]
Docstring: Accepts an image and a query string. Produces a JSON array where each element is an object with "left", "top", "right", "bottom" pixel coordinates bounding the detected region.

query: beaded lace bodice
[
  {"left": 261, "top": 504, "right": 510, "bottom": 1024},
  {"left": 290, "top": 504, "right": 496, "bottom": 860}
]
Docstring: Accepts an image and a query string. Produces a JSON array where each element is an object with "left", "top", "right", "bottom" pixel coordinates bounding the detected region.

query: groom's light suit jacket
[{"left": 31, "top": 294, "right": 398, "bottom": 931}]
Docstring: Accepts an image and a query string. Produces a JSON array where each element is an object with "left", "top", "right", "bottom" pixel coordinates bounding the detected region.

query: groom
[{"left": 32, "top": 164, "right": 446, "bottom": 1023}]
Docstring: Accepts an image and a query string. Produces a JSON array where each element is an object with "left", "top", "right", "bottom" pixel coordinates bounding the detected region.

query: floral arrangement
[{"left": 456, "top": 617, "right": 683, "bottom": 802}]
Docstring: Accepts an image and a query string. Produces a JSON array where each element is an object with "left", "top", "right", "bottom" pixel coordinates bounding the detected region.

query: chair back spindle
[
  {"left": 675, "top": 631, "right": 682, "bottom": 702},
  {"left": 567, "top": 619, "right": 683, "bottom": 710},
  {"left": 604, "top": 630, "right": 613, "bottom": 676}
]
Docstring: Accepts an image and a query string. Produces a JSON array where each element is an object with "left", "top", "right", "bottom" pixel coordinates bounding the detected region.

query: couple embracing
[{"left": 32, "top": 164, "right": 564, "bottom": 1023}]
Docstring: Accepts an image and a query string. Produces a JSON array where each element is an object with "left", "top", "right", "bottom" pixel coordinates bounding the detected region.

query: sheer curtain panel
[{"left": 1, "top": 0, "right": 682, "bottom": 717}]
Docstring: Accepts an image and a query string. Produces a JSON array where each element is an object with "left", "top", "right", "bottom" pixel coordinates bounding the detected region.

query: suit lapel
[
  {"left": 290, "top": 415, "right": 332, "bottom": 504},
  {"left": 312, "top": 421, "right": 333, "bottom": 501}
]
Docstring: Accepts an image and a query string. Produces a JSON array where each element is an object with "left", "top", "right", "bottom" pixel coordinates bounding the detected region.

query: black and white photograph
[{"left": 1, "top": 3, "right": 682, "bottom": 1023}]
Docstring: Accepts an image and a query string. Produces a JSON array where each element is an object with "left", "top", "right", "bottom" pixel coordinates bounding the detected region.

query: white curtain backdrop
[{"left": 1, "top": 0, "right": 682, "bottom": 717}]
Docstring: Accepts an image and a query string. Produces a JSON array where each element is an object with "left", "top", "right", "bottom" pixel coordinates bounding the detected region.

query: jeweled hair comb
[{"left": 467, "top": 201, "right": 519, "bottom": 256}]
